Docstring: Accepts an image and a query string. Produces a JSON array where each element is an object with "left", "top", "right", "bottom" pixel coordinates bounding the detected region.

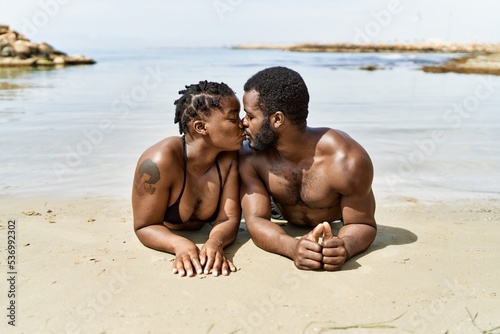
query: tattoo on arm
[{"left": 135, "top": 159, "right": 160, "bottom": 196}]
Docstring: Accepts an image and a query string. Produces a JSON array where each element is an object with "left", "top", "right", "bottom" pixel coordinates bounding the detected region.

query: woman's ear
[
  {"left": 193, "top": 120, "right": 207, "bottom": 135},
  {"left": 271, "top": 111, "right": 285, "bottom": 128}
]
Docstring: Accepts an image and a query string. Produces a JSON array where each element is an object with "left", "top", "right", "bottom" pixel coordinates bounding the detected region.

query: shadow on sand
[
  {"left": 173, "top": 220, "right": 417, "bottom": 272},
  {"left": 282, "top": 221, "right": 418, "bottom": 271}
]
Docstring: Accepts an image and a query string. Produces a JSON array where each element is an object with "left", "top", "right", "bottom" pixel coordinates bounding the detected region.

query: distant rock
[
  {"left": 360, "top": 65, "right": 382, "bottom": 71},
  {"left": 234, "top": 42, "right": 500, "bottom": 54},
  {"left": 0, "top": 24, "right": 95, "bottom": 67},
  {"left": 233, "top": 41, "right": 500, "bottom": 76},
  {"left": 422, "top": 53, "right": 500, "bottom": 76}
]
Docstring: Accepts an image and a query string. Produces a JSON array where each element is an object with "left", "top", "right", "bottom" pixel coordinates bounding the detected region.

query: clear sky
[{"left": 1, "top": 0, "right": 499, "bottom": 52}]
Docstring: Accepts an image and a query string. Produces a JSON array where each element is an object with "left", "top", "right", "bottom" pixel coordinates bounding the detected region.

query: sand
[{"left": 1, "top": 194, "right": 499, "bottom": 334}]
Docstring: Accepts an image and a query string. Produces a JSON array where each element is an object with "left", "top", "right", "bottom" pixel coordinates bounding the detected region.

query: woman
[{"left": 132, "top": 80, "right": 244, "bottom": 277}]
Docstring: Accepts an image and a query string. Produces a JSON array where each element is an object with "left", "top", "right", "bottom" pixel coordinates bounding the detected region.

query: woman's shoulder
[{"left": 138, "top": 136, "right": 184, "bottom": 168}]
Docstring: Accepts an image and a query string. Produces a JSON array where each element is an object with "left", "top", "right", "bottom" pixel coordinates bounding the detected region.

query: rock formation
[
  {"left": 235, "top": 42, "right": 500, "bottom": 75},
  {"left": 234, "top": 42, "right": 500, "bottom": 54},
  {"left": 422, "top": 53, "right": 500, "bottom": 76},
  {"left": 0, "top": 24, "right": 95, "bottom": 67}
]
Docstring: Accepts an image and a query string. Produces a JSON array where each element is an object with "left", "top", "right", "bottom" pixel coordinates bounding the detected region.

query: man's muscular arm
[{"left": 322, "top": 146, "right": 377, "bottom": 271}]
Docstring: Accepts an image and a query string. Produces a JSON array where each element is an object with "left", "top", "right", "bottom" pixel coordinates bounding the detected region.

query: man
[{"left": 239, "top": 66, "right": 376, "bottom": 271}]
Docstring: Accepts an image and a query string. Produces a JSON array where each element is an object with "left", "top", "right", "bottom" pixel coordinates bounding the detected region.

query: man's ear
[
  {"left": 193, "top": 120, "right": 207, "bottom": 135},
  {"left": 271, "top": 111, "right": 285, "bottom": 128}
]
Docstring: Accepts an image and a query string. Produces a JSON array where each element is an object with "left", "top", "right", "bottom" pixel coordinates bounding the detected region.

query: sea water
[{"left": 1, "top": 48, "right": 499, "bottom": 201}]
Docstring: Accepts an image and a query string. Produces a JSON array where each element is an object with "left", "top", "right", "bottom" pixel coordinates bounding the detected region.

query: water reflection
[
  {"left": 0, "top": 67, "right": 32, "bottom": 95},
  {"left": 0, "top": 67, "right": 51, "bottom": 99},
  {"left": 0, "top": 66, "right": 37, "bottom": 79}
]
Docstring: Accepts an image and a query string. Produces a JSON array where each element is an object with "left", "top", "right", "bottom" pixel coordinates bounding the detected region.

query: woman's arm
[
  {"left": 199, "top": 152, "right": 241, "bottom": 276},
  {"left": 132, "top": 143, "right": 203, "bottom": 277}
]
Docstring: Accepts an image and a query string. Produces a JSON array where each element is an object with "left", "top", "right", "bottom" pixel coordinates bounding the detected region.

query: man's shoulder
[
  {"left": 318, "top": 128, "right": 373, "bottom": 192},
  {"left": 317, "top": 128, "right": 370, "bottom": 158},
  {"left": 313, "top": 128, "right": 373, "bottom": 182}
]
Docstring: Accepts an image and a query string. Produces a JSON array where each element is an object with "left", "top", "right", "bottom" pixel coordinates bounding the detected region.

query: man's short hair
[{"left": 244, "top": 66, "right": 309, "bottom": 130}]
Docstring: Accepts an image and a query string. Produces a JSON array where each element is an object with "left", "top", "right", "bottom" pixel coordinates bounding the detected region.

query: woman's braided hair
[{"left": 174, "top": 80, "right": 235, "bottom": 135}]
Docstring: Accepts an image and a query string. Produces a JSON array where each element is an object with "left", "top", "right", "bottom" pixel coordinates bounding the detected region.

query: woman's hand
[
  {"left": 172, "top": 239, "right": 203, "bottom": 277},
  {"left": 199, "top": 238, "right": 237, "bottom": 276}
]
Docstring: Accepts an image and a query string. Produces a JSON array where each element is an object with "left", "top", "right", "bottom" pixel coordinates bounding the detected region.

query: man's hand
[
  {"left": 199, "top": 239, "right": 237, "bottom": 277},
  {"left": 293, "top": 224, "right": 324, "bottom": 270},
  {"left": 172, "top": 239, "right": 203, "bottom": 277},
  {"left": 321, "top": 222, "right": 348, "bottom": 271}
]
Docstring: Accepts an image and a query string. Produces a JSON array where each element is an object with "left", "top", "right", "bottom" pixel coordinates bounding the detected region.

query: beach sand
[{"left": 1, "top": 195, "right": 499, "bottom": 333}]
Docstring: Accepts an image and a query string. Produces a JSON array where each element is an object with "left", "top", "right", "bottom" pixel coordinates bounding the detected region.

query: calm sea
[{"left": 1, "top": 48, "right": 499, "bottom": 202}]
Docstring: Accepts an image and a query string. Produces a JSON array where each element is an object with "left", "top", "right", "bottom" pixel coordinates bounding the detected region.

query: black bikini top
[{"left": 163, "top": 137, "right": 223, "bottom": 224}]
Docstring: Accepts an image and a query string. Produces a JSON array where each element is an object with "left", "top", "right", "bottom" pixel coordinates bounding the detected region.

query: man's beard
[{"left": 247, "top": 119, "right": 279, "bottom": 152}]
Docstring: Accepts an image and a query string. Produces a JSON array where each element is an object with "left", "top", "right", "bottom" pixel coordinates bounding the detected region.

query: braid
[{"left": 174, "top": 80, "right": 235, "bottom": 135}]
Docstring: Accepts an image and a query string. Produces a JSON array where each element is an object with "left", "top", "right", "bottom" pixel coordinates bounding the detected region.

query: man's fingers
[
  {"left": 300, "top": 238, "right": 322, "bottom": 253},
  {"left": 323, "top": 262, "right": 343, "bottom": 271},
  {"left": 323, "top": 251, "right": 346, "bottom": 271},
  {"left": 295, "top": 258, "right": 322, "bottom": 270},
  {"left": 305, "top": 223, "right": 324, "bottom": 242},
  {"left": 322, "top": 236, "right": 344, "bottom": 249},
  {"left": 322, "top": 238, "right": 347, "bottom": 271},
  {"left": 297, "top": 241, "right": 323, "bottom": 262},
  {"left": 322, "top": 221, "right": 333, "bottom": 240}
]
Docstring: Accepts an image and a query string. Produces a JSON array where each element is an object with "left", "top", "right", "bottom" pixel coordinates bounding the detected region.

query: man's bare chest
[{"left": 266, "top": 164, "right": 332, "bottom": 207}]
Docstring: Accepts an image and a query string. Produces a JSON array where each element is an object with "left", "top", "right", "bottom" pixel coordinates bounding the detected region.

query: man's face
[{"left": 242, "top": 89, "right": 278, "bottom": 151}]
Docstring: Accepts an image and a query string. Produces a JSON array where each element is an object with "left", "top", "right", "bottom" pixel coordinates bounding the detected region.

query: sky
[{"left": 1, "top": 0, "right": 499, "bottom": 53}]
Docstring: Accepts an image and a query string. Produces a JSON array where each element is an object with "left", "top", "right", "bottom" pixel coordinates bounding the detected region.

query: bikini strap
[
  {"left": 215, "top": 158, "right": 222, "bottom": 191},
  {"left": 177, "top": 135, "right": 188, "bottom": 203}
]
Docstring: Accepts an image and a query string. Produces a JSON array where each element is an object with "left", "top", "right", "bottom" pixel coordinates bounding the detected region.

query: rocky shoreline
[
  {"left": 234, "top": 42, "right": 500, "bottom": 54},
  {"left": 235, "top": 42, "right": 500, "bottom": 76},
  {"left": 422, "top": 53, "right": 500, "bottom": 75},
  {"left": 0, "top": 24, "right": 95, "bottom": 67}
]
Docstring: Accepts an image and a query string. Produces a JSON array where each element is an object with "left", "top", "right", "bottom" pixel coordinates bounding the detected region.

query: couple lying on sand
[{"left": 132, "top": 66, "right": 377, "bottom": 277}]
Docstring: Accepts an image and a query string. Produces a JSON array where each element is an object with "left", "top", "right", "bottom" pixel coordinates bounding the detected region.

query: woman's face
[{"left": 205, "top": 94, "right": 244, "bottom": 151}]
